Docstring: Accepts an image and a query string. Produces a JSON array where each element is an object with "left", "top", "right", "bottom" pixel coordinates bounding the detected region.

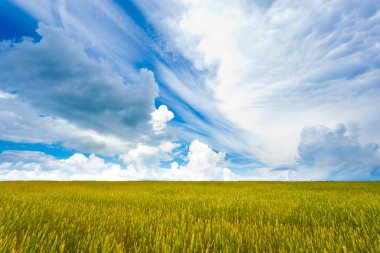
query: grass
[{"left": 0, "top": 181, "right": 379, "bottom": 252}]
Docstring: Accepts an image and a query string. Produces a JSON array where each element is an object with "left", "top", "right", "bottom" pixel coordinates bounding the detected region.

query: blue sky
[{"left": 0, "top": 0, "right": 380, "bottom": 180}]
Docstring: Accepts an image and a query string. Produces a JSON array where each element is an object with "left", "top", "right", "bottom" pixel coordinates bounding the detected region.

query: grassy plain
[{"left": 0, "top": 181, "right": 379, "bottom": 252}]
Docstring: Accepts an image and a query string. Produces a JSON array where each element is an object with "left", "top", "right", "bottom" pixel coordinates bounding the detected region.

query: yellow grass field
[{"left": 0, "top": 181, "right": 379, "bottom": 252}]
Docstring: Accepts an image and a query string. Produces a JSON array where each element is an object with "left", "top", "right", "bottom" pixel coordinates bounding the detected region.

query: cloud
[
  {"left": 0, "top": 140, "right": 235, "bottom": 180},
  {"left": 292, "top": 124, "right": 380, "bottom": 180},
  {"left": 0, "top": 95, "right": 139, "bottom": 154},
  {"left": 0, "top": 24, "right": 159, "bottom": 139},
  {"left": 0, "top": 150, "right": 124, "bottom": 180},
  {"left": 119, "top": 141, "right": 179, "bottom": 179},
  {"left": 0, "top": 95, "right": 56, "bottom": 144},
  {"left": 175, "top": 140, "right": 236, "bottom": 180},
  {"left": 237, "top": 123, "right": 380, "bottom": 181},
  {"left": 0, "top": 23, "right": 180, "bottom": 156},
  {"left": 120, "top": 139, "right": 235, "bottom": 180},
  {"left": 0, "top": 90, "right": 16, "bottom": 100},
  {"left": 135, "top": 0, "right": 380, "bottom": 166},
  {"left": 4, "top": 123, "right": 376, "bottom": 181},
  {"left": 11, "top": 0, "right": 155, "bottom": 80},
  {"left": 151, "top": 105, "right": 174, "bottom": 134},
  {"left": 5, "top": 0, "right": 254, "bottom": 168},
  {"left": 3, "top": 1, "right": 380, "bottom": 181}
]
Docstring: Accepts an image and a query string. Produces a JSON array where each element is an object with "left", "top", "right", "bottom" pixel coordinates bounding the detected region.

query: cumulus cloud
[
  {"left": 119, "top": 141, "right": 179, "bottom": 179},
  {"left": 292, "top": 124, "right": 380, "bottom": 180},
  {"left": 0, "top": 151, "right": 123, "bottom": 180},
  {"left": 120, "top": 139, "right": 235, "bottom": 180},
  {"left": 0, "top": 140, "right": 235, "bottom": 181},
  {"left": 150, "top": 105, "right": 174, "bottom": 134},
  {"left": 0, "top": 24, "right": 158, "bottom": 140},
  {"left": 4, "top": 123, "right": 376, "bottom": 181},
  {"left": 237, "top": 123, "right": 380, "bottom": 181},
  {"left": 175, "top": 140, "right": 236, "bottom": 181},
  {"left": 0, "top": 24, "right": 180, "bottom": 156}
]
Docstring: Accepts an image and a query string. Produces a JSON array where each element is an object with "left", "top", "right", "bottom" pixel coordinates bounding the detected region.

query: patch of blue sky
[
  {"left": 369, "top": 166, "right": 380, "bottom": 180},
  {"left": 114, "top": 0, "right": 155, "bottom": 39},
  {"left": 97, "top": 154, "right": 123, "bottom": 165},
  {"left": 155, "top": 89, "right": 213, "bottom": 128},
  {"left": 0, "top": 140, "right": 75, "bottom": 159},
  {"left": 0, "top": 1, "right": 39, "bottom": 41}
]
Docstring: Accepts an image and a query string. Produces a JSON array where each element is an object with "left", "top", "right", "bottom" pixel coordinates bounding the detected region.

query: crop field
[{"left": 0, "top": 182, "right": 379, "bottom": 252}]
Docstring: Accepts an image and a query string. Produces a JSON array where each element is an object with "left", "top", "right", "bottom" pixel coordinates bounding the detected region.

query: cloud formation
[
  {"left": 1, "top": 1, "right": 380, "bottom": 180},
  {"left": 151, "top": 105, "right": 174, "bottom": 134},
  {"left": 175, "top": 140, "right": 235, "bottom": 181},
  {"left": 0, "top": 94, "right": 139, "bottom": 155},
  {"left": 236, "top": 123, "right": 380, "bottom": 181},
  {"left": 0, "top": 90, "right": 16, "bottom": 100},
  {"left": 120, "top": 139, "right": 235, "bottom": 180},
  {"left": 136, "top": 0, "right": 380, "bottom": 166},
  {"left": 0, "top": 150, "right": 124, "bottom": 181},
  {"left": 294, "top": 124, "right": 380, "bottom": 180},
  {"left": 0, "top": 24, "right": 178, "bottom": 156},
  {"left": 0, "top": 140, "right": 235, "bottom": 181},
  {"left": 0, "top": 24, "right": 158, "bottom": 139}
]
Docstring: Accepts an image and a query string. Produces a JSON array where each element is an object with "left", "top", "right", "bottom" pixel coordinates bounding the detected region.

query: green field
[{"left": 0, "top": 182, "right": 379, "bottom": 252}]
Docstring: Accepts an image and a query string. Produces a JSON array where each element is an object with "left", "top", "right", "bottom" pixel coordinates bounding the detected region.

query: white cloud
[
  {"left": 119, "top": 141, "right": 179, "bottom": 180},
  {"left": 151, "top": 105, "right": 174, "bottom": 134},
  {"left": 3, "top": 0, "right": 380, "bottom": 181},
  {"left": 0, "top": 151, "right": 122, "bottom": 180},
  {"left": 239, "top": 123, "right": 380, "bottom": 181},
  {"left": 0, "top": 140, "right": 235, "bottom": 181},
  {"left": 121, "top": 140, "right": 237, "bottom": 181},
  {"left": 5, "top": 0, "right": 250, "bottom": 168},
  {"left": 0, "top": 23, "right": 181, "bottom": 156},
  {"left": 3, "top": 125, "right": 376, "bottom": 180},
  {"left": 135, "top": 0, "right": 380, "bottom": 166},
  {"left": 121, "top": 139, "right": 236, "bottom": 181},
  {"left": 175, "top": 140, "right": 236, "bottom": 180},
  {"left": 0, "top": 90, "right": 16, "bottom": 100},
  {"left": 11, "top": 0, "right": 153, "bottom": 80}
]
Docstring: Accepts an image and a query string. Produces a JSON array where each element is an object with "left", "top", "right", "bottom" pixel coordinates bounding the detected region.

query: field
[{"left": 0, "top": 182, "right": 379, "bottom": 252}]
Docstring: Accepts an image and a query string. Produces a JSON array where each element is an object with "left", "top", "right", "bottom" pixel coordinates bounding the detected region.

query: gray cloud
[
  {"left": 0, "top": 24, "right": 158, "bottom": 140},
  {"left": 0, "top": 150, "right": 53, "bottom": 164},
  {"left": 294, "top": 124, "right": 380, "bottom": 180},
  {"left": 0, "top": 94, "right": 145, "bottom": 155}
]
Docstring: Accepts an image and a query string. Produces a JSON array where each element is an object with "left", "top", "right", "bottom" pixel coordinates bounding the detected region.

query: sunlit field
[{"left": 0, "top": 182, "right": 379, "bottom": 252}]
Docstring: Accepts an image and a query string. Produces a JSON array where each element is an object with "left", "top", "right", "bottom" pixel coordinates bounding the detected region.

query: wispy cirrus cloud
[{"left": 135, "top": 0, "right": 380, "bottom": 166}]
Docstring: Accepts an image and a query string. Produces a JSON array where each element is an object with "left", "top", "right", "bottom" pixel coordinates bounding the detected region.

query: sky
[{"left": 0, "top": 0, "right": 380, "bottom": 180}]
